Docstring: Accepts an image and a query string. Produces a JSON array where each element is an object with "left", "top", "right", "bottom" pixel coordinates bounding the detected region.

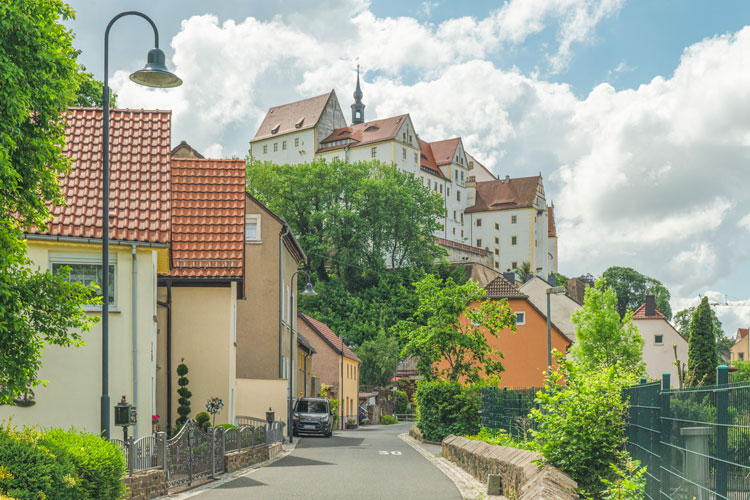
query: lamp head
[
  {"left": 129, "top": 48, "right": 182, "bottom": 88},
  {"left": 301, "top": 282, "right": 317, "bottom": 296}
]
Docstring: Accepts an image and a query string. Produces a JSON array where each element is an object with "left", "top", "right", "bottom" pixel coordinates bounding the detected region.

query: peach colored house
[
  {"left": 731, "top": 328, "right": 749, "bottom": 362},
  {"left": 442, "top": 275, "right": 571, "bottom": 388}
]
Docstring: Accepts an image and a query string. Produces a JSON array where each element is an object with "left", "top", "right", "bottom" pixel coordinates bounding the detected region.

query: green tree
[
  {"left": 601, "top": 266, "right": 673, "bottom": 320},
  {"left": 355, "top": 328, "right": 400, "bottom": 387},
  {"left": 570, "top": 280, "right": 645, "bottom": 377},
  {"left": 74, "top": 64, "right": 117, "bottom": 107},
  {"left": 553, "top": 272, "right": 569, "bottom": 289},
  {"left": 730, "top": 360, "right": 750, "bottom": 383},
  {"left": 514, "top": 261, "right": 532, "bottom": 283},
  {"left": 687, "top": 296, "right": 718, "bottom": 385},
  {"left": 246, "top": 159, "right": 445, "bottom": 283},
  {"left": 674, "top": 305, "right": 729, "bottom": 362},
  {"left": 397, "top": 274, "right": 517, "bottom": 383},
  {"left": 0, "top": 0, "right": 99, "bottom": 403}
]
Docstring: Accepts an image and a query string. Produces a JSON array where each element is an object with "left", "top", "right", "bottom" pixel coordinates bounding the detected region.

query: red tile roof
[
  {"left": 318, "top": 114, "right": 409, "bottom": 153},
  {"left": 484, "top": 275, "right": 526, "bottom": 299},
  {"left": 27, "top": 108, "right": 172, "bottom": 244},
  {"left": 168, "top": 158, "right": 246, "bottom": 278},
  {"left": 738, "top": 328, "right": 749, "bottom": 340},
  {"left": 633, "top": 303, "right": 667, "bottom": 319},
  {"left": 430, "top": 138, "right": 460, "bottom": 166},
  {"left": 465, "top": 175, "right": 542, "bottom": 214},
  {"left": 418, "top": 139, "right": 448, "bottom": 180},
  {"left": 252, "top": 91, "right": 333, "bottom": 141},
  {"left": 548, "top": 205, "right": 557, "bottom": 237},
  {"left": 299, "top": 313, "right": 361, "bottom": 362}
]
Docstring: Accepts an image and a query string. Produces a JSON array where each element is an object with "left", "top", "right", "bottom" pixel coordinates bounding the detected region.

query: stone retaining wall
[
  {"left": 409, "top": 425, "right": 424, "bottom": 442},
  {"left": 122, "top": 469, "right": 167, "bottom": 500},
  {"left": 441, "top": 435, "right": 578, "bottom": 500},
  {"left": 224, "top": 444, "right": 269, "bottom": 473},
  {"left": 268, "top": 441, "right": 282, "bottom": 459}
]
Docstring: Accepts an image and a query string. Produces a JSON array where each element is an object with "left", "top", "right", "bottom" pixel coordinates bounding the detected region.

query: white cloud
[{"left": 111, "top": 4, "right": 750, "bottom": 328}]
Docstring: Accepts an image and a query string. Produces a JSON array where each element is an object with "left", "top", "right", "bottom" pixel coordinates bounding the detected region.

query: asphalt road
[{"left": 193, "top": 422, "right": 462, "bottom": 500}]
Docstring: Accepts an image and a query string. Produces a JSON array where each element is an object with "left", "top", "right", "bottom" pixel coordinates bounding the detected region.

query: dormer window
[
  {"left": 271, "top": 124, "right": 280, "bottom": 134},
  {"left": 421, "top": 154, "right": 428, "bottom": 160},
  {"left": 339, "top": 130, "right": 351, "bottom": 136},
  {"left": 365, "top": 125, "right": 378, "bottom": 132},
  {"left": 295, "top": 118, "right": 304, "bottom": 129}
]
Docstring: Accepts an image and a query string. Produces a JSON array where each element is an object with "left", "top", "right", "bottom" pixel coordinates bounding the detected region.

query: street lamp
[
  {"left": 288, "top": 270, "right": 316, "bottom": 443},
  {"left": 101, "top": 11, "right": 181, "bottom": 439},
  {"left": 545, "top": 286, "right": 567, "bottom": 371}
]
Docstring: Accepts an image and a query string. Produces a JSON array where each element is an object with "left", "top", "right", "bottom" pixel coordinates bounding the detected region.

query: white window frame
[
  {"left": 515, "top": 312, "right": 526, "bottom": 325},
  {"left": 273, "top": 142, "right": 278, "bottom": 152},
  {"left": 49, "top": 253, "right": 117, "bottom": 310},
  {"left": 295, "top": 137, "right": 300, "bottom": 147},
  {"left": 371, "top": 147, "right": 377, "bottom": 158},
  {"left": 263, "top": 145, "right": 268, "bottom": 154},
  {"left": 245, "top": 214, "right": 261, "bottom": 242},
  {"left": 654, "top": 335, "right": 664, "bottom": 345}
]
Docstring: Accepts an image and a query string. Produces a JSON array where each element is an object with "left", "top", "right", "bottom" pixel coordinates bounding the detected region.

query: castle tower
[{"left": 351, "top": 65, "right": 365, "bottom": 125}]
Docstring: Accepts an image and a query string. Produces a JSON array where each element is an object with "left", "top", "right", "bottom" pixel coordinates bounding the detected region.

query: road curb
[
  {"left": 158, "top": 439, "right": 299, "bottom": 499},
  {"left": 398, "top": 433, "right": 505, "bottom": 500}
]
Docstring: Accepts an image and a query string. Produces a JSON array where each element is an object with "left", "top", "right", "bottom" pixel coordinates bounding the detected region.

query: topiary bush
[
  {"left": 195, "top": 412, "right": 211, "bottom": 432},
  {"left": 395, "top": 389, "right": 409, "bottom": 414},
  {"left": 415, "top": 380, "right": 480, "bottom": 442},
  {"left": 39, "top": 428, "right": 126, "bottom": 500},
  {"left": 176, "top": 358, "right": 192, "bottom": 429}
]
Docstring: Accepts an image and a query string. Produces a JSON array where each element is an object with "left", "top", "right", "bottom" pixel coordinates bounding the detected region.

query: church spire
[{"left": 351, "top": 64, "right": 365, "bottom": 125}]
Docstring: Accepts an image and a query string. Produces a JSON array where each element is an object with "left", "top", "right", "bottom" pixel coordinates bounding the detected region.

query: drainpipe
[
  {"left": 157, "top": 283, "right": 172, "bottom": 431},
  {"left": 131, "top": 245, "right": 138, "bottom": 439},
  {"left": 279, "top": 225, "right": 290, "bottom": 378},
  {"left": 303, "top": 352, "right": 309, "bottom": 397}
]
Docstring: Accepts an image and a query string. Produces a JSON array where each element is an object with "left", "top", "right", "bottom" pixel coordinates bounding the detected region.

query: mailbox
[{"left": 115, "top": 397, "right": 136, "bottom": 427}]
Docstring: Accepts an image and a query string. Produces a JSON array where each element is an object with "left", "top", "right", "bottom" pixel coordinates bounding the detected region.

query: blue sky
[{"left": 64, "top": 0, "right": 750, "bottom": 335}]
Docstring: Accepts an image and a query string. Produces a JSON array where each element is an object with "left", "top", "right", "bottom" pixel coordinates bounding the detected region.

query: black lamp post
[
  {"left": 288, "top": 270, "right": 316, "bottom": 443},
  {"left": 101, "top": 11, "right": 181, "bottom": 439}
]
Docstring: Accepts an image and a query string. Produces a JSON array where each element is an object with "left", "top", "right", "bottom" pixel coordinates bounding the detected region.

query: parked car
[
  {"left": 293, "top": 397, "right": 333, "bottom": 437},
  {"left": 358, "top": 405, "right": 369, "bottom": 424}
]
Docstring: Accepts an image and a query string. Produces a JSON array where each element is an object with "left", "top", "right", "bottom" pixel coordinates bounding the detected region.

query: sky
[{"left": 64, "top": 0, "right": 750, "bottom": 337}]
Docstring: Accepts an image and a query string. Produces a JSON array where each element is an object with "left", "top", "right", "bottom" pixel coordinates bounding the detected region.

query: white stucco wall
[
  {"left": 0, "top": 241, "right": 159, "bottom": 438},
  {"left": 251, "top": 129, "right": 316, "bottom": 165},
  {"left": 635, "top": 318, "right": 689, "bottom": 381}
]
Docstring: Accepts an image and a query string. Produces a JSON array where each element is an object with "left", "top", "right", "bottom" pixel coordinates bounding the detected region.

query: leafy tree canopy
[
  {"left": 674, "top": 304, "right": 726, "bottom": 358},
  {"left": 74, "top": 62, "right": 117, "bottom": 107},
  {"left": 514, "top": 261, "right": 531, "bottom": 283},
  {"left": 355, "top": 328, "right": 400, "bottom": 387},
  {"left": 687, "top": 296, "right": 718, "bottom": 385},
  {"left": 0, "top": 0, "right": 99, "bottom": 403},
  {"left": 397, "top": 274, "right": 517, "bottom": 383},
  {"left": 247, "top": 159, "right": 446, "bottom": 285},
  {"left": 570, "top": 280, "right": 645, "bottom": 377},
  {"left": 601, "top": 266, "right": 672, "bottom": 320}
]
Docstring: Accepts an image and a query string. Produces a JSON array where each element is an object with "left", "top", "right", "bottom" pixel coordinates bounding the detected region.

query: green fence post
[
  {"left": 716, "top": 365, "right": 729, "bottom": 499},
  {"left": 640, "top": 377, "right": 647, "bottom": 384},
  {"left": 502, "top": 387, "right": 507, "bottom": 432},
  {"left": 660, "top": 373, "right": 671, "bottom": 498}
]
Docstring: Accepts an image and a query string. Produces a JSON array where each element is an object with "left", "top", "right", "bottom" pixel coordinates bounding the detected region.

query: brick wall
[
  {"left": 122, "top": 469, "right": 167, "bottom": 500},
  {"left": 441, "top": 435, "right": 578, "bottom": 500}
]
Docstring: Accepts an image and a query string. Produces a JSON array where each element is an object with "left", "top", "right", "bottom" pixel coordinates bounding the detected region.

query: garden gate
[{"left": 165, "top": 420, "right": 225, "bottom": 489}]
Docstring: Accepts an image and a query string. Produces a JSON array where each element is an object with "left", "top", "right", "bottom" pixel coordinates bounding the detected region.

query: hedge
[
  {"left": 0, "top": 425, "right": 126, "bottom": 500},
  {"left": 415, "top": 380, "right": 480, "bottom": 442}
]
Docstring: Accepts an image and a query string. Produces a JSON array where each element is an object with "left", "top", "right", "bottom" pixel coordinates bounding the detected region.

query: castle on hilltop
[{"left": 249, "top": 68, "right": 558, "bottom": 278}]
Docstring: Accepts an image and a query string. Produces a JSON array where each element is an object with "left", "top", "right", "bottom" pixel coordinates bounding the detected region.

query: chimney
[
  {"left": 568, "top": 278, "right": 584, "bottom": 305},
  {"left": 645, "top": 295, "right": 656, "bottom": 317},
  {"left": 548, "top": 273, "right": 557, "bottom": 287},
  {"left": 503, "top": 270, "right": 515, "bottom": 285},
  {"left": 504, "top": 175, "right": 510, "bottom": 184}
]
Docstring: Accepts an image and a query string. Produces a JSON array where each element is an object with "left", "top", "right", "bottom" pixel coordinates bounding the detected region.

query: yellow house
[
  {"left": 731, "top": 328, "right": 749, "bottom": 362},
  {"left": 297, "top": 314, "right": 360, "bottom": 428},
  {"left": 155, "top": 156, "right": 246, "bottom": 430},
  {"left": 0, "top": 108, "right": 171, "bottom": 439}
]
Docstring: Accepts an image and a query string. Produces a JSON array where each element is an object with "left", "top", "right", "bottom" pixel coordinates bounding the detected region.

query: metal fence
[
  {"left": 625, "top": 367, "right": 750, "bottom": 500},
  {"left": 112, "top": 418, "right": 284, "bottom": 488},
  {"left": 480, "top": 386, "right": 539, "bottom": 440}
]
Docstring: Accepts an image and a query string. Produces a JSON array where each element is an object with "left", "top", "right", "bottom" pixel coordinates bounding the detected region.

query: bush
[
  {"left": 530, "top": 356, "right": 633, "bottom": 497},
  {"left": 176, "top": 359, "right": 192, "bottom": 429},
  {"left": 217, "top": 423, "right": 237, "bottom": 430},
  {"left": 0, "top": 425, "right": 125, "bottom": 500},
  {"left": 415, "top": 380, "right": 480, "bottom": 442},
  {"left": 601, "top": 457, "right": 647, "bottom": 500},
  {"left": 380, "top": 415, "right": 398, "bottom": 425},
  {"left": 465, "top": 427, "right": 535, "bottom": 451},
  {"left": 40, "top": 429, "right": 126, "bottom": 500},
  {"left": 395, "top": 390, "right": 409, "bottom": 414},
  {"left": 195, "top": 412, "right": 211, "bottom": 431}
]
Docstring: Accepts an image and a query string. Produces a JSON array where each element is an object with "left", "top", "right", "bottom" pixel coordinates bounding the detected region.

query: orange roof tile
[
  {"left": 418, "top": 139, "right": 448, "bottom": 180},
  {"left": 318, "top": 114, "right": 409, "bottom": 153},
  {"left": 548, "top": 205, "right": 557, "bottom": 237},
  {"left": 429, "top": 138, "right": 460, "bottom": 166},
  {"left": 169, "top": 158, "right": 246, "bottom": 278},
  {"left": 738, "top": 328, "right": 749, "bottom": 340},
  {"left": 299, "top": 313, "right": 361, "bottom": 362},
  {"left": 28, "top": 108, "right": 172, "bottom": 244},
  {"left": 465, "top": 175, "right": 542, "bottom": 214},
  {"left": 253, "top": 91, "right": 333, "bottom": 141}
]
